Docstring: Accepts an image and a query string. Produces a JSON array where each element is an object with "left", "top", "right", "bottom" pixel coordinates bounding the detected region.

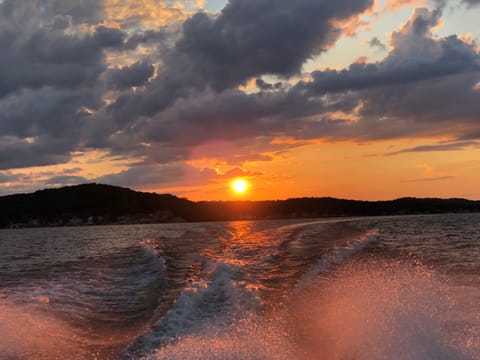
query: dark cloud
[
  {"left": 107, "top": 62, "right": 155, "bottom": 90},
  {"left": 106, "top": 6, "right": 480, "bottom": 167},
  {"left": 0, "top": 85, "right": 103, "bottom": 170},
  {"left": 0, "top": 87, "right": 101, "bottom": 139},
  {"left": 94, "top": 26, "right": 125, "bottom": 48},
  {"left": 108, "top": 0, "right": 374, "bottom": 122},
  {"left": 95, "top": 163, "right": 218, "bottom": 189},
  {"left": 0, "top": 21, "right": 125, "bottom": 97},
  {"left": 459, "top": 0, "right": 480, "bottom": 6},
  {"left": 298, "top": 10, "right": 479, "bottom": 96},
  {"left": 39, "top": 0, "right": 104, "bottom": 24},
  {"left": 108, "top": 7, "right": 480, "bottom": 167},
  {"left": 1, "top": 1, "right": 480, "bottom": 192},
  {"left": 0, "top": 0, "right": 126, "bottom": 169},
  {"left": 255, "top": 79, "right": 283, "bottom": 91},
  {"left": 0, "top": 135, "right": 73, "bottom": 170},
  {"left": 0, "top": 0, "right": 103, "bottom": 26},
  {"left": 136, "top": 88, "right": 325, "bottom": 151},
  {"left": 123, "top": 30, "right": 168, "bottom": 50},
  {"left": 369, "top": 37, "right": 386, "bottom": 51},
  {"left": 283, "top": 8, "right": 480, "bottom": 142},
  {"left": 173, "top": 0, "right": 374, "bottom": 90}
]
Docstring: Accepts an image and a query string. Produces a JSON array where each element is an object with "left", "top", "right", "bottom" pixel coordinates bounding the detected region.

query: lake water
[{"left": 0, "top": 214, "right": 479, "bottom": 359}]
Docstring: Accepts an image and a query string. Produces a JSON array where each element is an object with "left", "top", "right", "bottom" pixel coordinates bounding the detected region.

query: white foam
[
  {"left": 136, "top": 258, "right": 479, "bottom": 360},
  {"left": 293, "top": 229, "right": 380, "bottom": 293},
  {"left": 287, "top": 260, "right": 477, "bottom": 360},
  {"left": 124, "top": 260, "right": 261, "bottom": 357},
  {"left": 0, "top": 300, "right": 87, "bottom": 359},
  {"left": 147, "top": 317, "right": 294, "bottom": 360}
]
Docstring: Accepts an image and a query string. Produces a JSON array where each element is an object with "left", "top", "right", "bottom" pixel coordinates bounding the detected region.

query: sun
[{"left": 232, "top": 178, "right": 248, "bottom": 194}]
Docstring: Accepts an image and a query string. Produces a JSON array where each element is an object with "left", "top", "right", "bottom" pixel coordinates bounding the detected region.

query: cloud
[
  {"left": 385, "top": 0, "right": 428, "bottom": 10},
  {"left": 104, "top": 6, "right": 480, "bottom": 164},
  {"left": 0, "top": 0, "right": 377, "bottom": 175},
  {"left": 460, "top": 0, "right": 480, "bottom": 6},
  {"left": 130, "top": 7, "right": 480, "bottom": 156},
  {"left": 284, "top": 8, "right": 480, "bottom": 142},
  {"left": 107, "top": 61, "right": 155, "bottom": 90},
  {"left": 386, "top": 141, "right": 480, "bottom": 155},
  {"left": 0, "top": 167, "right": 88, "bottom": 195},
  {"left": 107, "top": 0, "right": 374, "bottom": 122},
  {"left": 221, "top": 167, "right": 263, "bottom": 178},
  {"left": 103, "top": 0, "right": 198, "bottom": 28},
  {"left": 255, "top": 79, "right": 283, "bottom": 91},
  {"left": 1, "top": 1, "right": 480, "bottom": 194},
  {"left": 107, "top": 7, "right": 480, "bottom": 167},
  {"left": 45, "top": 175, "right": 89, "bottom": 185},
  {"left": 121, "top": 87, "right": 327, "bottom": 163},
  {"left": 0, "top": 85, "right": 103, "bottom": 169},
  {"left": 94, "top": 162, "right": 262, "bottom": 191},
  {"left": 173, "top": 0, "right": 375, "bottom": 90},
  {"left": 0, "top": 2, "right": 125, "bottom": 97},
  {"left": 298, "top": 9, "right": 479, "bottom": 95},
  {"left": 369, "top": 37, "right": 387, "bottom": 51},
  {"left": 0, "top": 0, "right": 128, "bottom": 169},
  {"left": 26, "top": 0, "right": 104, "bottom": 24},
  {"left": 0, "top": 135, "right": 73, "bottom": 170},
  {"left": 0, "top": 171, "right": 22, "bottom": 184},
  {"left": 95, "top": 163, "right": 218, "bottom": 189},
  {"left": 400, "top": 176, "right": 455, "bottom": 183}
]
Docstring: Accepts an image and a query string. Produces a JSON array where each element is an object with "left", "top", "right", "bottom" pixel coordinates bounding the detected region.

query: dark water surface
[{"left": 0, "top": 214, "right": 479, "bottom": 359}]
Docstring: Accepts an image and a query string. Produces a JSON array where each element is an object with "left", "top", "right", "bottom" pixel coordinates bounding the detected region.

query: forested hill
[
  {"left": 0, "top": 184, "right": 195, "bottom": 227},
  {"left": 1, "top": 183, "right": 480, "bottom": 228}
]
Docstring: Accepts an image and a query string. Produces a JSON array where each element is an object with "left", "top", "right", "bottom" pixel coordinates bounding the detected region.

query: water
[{"left": 0, "top": 214, "right": 479, "bottom": 359}]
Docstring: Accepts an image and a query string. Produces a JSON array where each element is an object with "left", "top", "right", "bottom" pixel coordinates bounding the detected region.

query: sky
[{"left": 0, "top": 0, "right": 480, "bottom": 201}]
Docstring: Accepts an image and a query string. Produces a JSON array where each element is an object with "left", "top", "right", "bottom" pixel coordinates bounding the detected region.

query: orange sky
[{"left": 146, "top": 138, "right": 480, "bottom": 201}]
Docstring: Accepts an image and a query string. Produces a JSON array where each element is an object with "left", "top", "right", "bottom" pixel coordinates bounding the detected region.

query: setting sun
[{"left": 232, "top": 179, "right": 248, "bottom": 193}]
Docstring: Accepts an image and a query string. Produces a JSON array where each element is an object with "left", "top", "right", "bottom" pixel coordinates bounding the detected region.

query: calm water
[{"left": 0, "top": 214, "right": 479, "bottom": 359}]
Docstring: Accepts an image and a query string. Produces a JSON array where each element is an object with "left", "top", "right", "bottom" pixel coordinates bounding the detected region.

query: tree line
[{"left": 1, "top": 183, "right": 479, "bottom": 228}]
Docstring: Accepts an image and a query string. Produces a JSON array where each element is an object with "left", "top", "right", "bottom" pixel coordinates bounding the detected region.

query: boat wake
[{"left": 0, "top": 219, "right": 478, "bottom": 359}]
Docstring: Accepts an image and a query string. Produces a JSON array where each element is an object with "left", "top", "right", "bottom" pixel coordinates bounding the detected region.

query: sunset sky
[{"left": 1, "top": 0, "right": 480, "bottom": 201}]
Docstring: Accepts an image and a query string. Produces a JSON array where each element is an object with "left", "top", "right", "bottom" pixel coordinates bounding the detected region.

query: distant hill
[
  {"left": 0, "top": 184, "right": 195, "bottom": 227},
  {"left": 1, "top": 183, "right": 480, "bottom": 228}
]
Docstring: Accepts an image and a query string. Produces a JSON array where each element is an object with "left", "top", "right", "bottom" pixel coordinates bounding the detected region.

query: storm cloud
[
  {"left": 108, "top": 0, "right": 375, "bottom": 122},
  {"left": 1, "top": 0, "right": 479, "bottom": 192},
  {"left": 0, "top": 0, "right": 125, "bottom": 169},
  {"left": 289, "top": 8, "right": 480, "bottom": 141},
  {"left": 173, "top": 0, "right": 375, "bottom": 90},
  {"left": 121, "top": 8, "right": 480, "bottom": 158},
  {"left": 107, "top": 61, "right": 155, "bottom": 90}
]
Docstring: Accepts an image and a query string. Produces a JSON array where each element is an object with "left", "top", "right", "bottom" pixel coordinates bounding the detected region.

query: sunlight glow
[{"left": 232, "top": 179, "right": 248, "bottom": 193}]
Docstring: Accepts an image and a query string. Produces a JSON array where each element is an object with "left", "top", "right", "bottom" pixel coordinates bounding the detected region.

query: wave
[
  {"left": 286, "top": 259, "right": 477, "bottom": 360},
  {"left": 2, "top": 219, "right": 478, "bottom": 359},
  {"left": 0, "top": 300, "right": 87, "bottom": 359},
  {"left": 292, "top": 228, "right": 380, "bottom": 293},
  {"left": 120, "top": 259, "right": 261, "bottom": 359},
  {"left": 133, "top": 259, "right": 477, "bottom": 360},
  {"left": 123, "top": 222, "right": 478, "bottom": 360},
  {"left": 122, "top": 223, "right": 382, "bottom": 359},
  {"left": 0, "top": 241, "right": 170, "bottom": 359}
]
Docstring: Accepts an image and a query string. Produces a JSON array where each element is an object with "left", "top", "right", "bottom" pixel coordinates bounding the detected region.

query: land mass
[{"left": 1, "top": 183, "right": 479, "bottom": 228}]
